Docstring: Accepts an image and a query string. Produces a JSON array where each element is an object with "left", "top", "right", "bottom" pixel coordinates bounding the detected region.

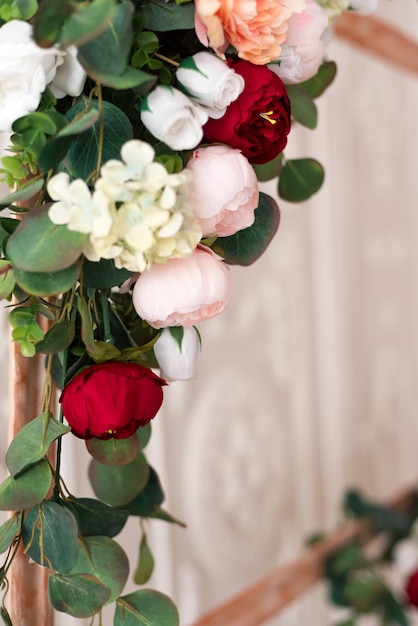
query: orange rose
[{"left": 194, "top": 0, "right": 306, "bottom": 65}]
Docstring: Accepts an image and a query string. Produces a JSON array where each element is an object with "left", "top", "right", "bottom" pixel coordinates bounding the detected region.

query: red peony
[
  {"left": 406, "top": 570, "right": 418, "bottom": 607},
  {"left": 60, "top": 361, "right": 166, "bottom": 440},
  {"left": 203, "top": 60, "right": 291, "bottom": 165}
]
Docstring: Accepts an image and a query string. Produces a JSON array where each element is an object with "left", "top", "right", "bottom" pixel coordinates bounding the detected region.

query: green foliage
[
  {"left": 0, "top": 260, "right": 15, "bottom": 300},
  {"left": 0, "top": 178, "right": 44, "bottom": 210},
  {"left": 134, "top": 533, "right": 154, "bottom": 584},
  {"left": 7, "top": 205, "right": 87, "bottom": 273},
  {"left": 278, "top": 158, "right": 325, "bottom": 202},
  {"left": 252, "top": 153, "right": 283, "bottom": 183},
  {"left": 286, "top": 85, "right": 318, "bottom": 130},
  {"left": 12, "top": 261, "right": 82, "bottom": 297},
  {"left": 49, "top": 573, "right": 111, "bottom": 617},
  {"left": 140, "top": 0, "right": 195, "bottom": 32},
  {"left": 8, "top": 302, "right": 46, "bottom": 357},
  {"left": 59, "top": 0, "right": 117, "bottom": 49},
  {"left": 82, "top": 258, "right": 134, "bottom": 289},
  {"left": 0, "top": 459, "right": 52, "bottom": 511},
  {"left": 114, "top": 589, "right": 180, "bottom": 626},
  {"left": 65, "top": 497, "right": 128, "bottom": 537},
  {"left": 64, "top": 99, "right": 133, "bottom": 179},
  {"left": 0, "top": 514, "right": 22, "bottom": 553},
  {"left": 86, "top": 433, "right": 140, "bottom": 466},
  {"left": 213, "top": 192, "right": 280, "bottom": 265},
  {"left": 69, "top": 535, "right": 129, "bottom": 604},
  {"left": 22, "top": 501, "right": 80, "bottom": 572},
  {"left": 0, "top": 0, "right": 38, "bottom": 22},
  {"left": 88, "top": 451, "right": 150, "bottom": 507},
  {"left": 6, "top": 411, "right": 69, "bottom": 477},
  {"left": 298, "top": 61, "right": 338, "bottom": 99},
  {"left": 36, "top": 321, "right": 75, "bottom": 354}
]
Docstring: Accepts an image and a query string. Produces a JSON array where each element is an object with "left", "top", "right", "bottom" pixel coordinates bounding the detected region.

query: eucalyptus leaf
[
  {"left": 213, "top": 192, "right": 280, "bottom": 266},
  {"left": 7, "top": 205, "right": 87, "bottom": 272},
  {"left": 22, "top": 501, "right": 80, "bottom": 573},
  {"left": 0, "top": 179, "right": 44, "bottom": 210},
  {"left": 69, "top": 536, "right": 129, "bottom": 604},
  {"left": 114, "top": 589, "right": 179, "bottom": 626},
  {"left": 252, "top": 153, "right": 283, "bottom": 183},
  {"left": 49, "top": 572, "right": 111, "bottom": 617},
  {"left": 86, "top": 434, "right": 140, "bottom": 466},
  {"left": 33, "top": 0, "right": 72, "bottom": 47},
  {"left": 286, "top": 85, "right": 318, "bottom": 130},
  {"left": 78, "top": 2, "right": 134, "bottom": 76},
  {"left": 85, "top": 66, "right": 155, "bottom": 90},
  {"left": 66, "top": 497, "right": 128, "bottom": 537},
  {"left": 0, "top": 459, "right": 52, "bottom": 511},
  {"left": 6, "top": 411, "right": 69, "bottom": 477},
  {"left": 298, "top": 61, "right": 338, "bottom": 99},
  {"left": 140, "top": 0, "right": 195, "bottom": 31},
  {"left": 89, "top": 451, "right": 150, "bottom": 507},
  {"left": 13, "top": 261, "right": 81, "bottom": 297},
  {"left": 383, "top": 590, "right": 408, "bottom": 626},
  {"left": 278, "top": 158, "right": 324, "bottom": 202},
  {"left": 64, "top": 99, "right": 133, "bottom": 180},
  {"left": 134, "top": 534, "right": 154, "bottom": 585},
  {"left": 60, "top": 0, "right": 117, "bottom": 48},
  {"left": 0, "top": 513, "right": 21, "bottom": 553}
]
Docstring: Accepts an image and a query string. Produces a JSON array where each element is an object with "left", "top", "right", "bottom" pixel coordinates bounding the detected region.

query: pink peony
[
  {"left": 269, "top": 0, "right": 328, "bottom": 84},
  {"left": 194, "top": 0, "right": 305, "bottom": 65},
  {"left": 132, "top": 246, "right": 233, "bottom": 328},
  {"left": 187, "top": 145, "right": 259, "bottom": 237}
]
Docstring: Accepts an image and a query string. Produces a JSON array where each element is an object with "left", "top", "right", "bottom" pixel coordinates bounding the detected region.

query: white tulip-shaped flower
[
  {"left": 140, "top": 86, "right": 209, "bottom": 150},
  {"left": 154, "top": 327, "right": 200, "bottom": 381},
  {"left": 176, "top": 52, "right": 245, "bottom": 119}
]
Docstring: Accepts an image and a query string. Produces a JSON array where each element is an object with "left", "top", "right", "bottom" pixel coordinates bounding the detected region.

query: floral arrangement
[{"left": 0, "top": 0, "right": 378, "bottom": 623}]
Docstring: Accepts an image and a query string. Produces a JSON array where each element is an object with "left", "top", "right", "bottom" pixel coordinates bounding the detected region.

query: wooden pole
[
  {"left": 7, "top": 334, "right": 54, "bottom": 625},
  {"left": 189, "top": 488, "right": 417, "bottom": 626},
  {"left": 335, "top": 12, "right": 418, "bottom": 76}
]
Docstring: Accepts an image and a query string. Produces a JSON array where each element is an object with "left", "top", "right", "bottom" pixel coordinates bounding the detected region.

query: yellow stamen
[
  {"left": 260, "top": 110, "right": 277, "bottom": 125},
  {"left": 105, "top": 429, "right": 117, "bottom": 434}
]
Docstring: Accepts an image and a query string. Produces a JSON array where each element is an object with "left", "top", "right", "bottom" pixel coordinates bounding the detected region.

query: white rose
[
  {"left": 0, "top": 21, "right": 86, "bottom": 132},
  {"left": 0, "top": 20, "right": 60, "bottom": 131},
  {"left": 154, "top": 327, "right": 200, "bottom": 381},
  {"left": 49, "top": 45, "right": 86, "bottom": 99},
  {"left": 140, "top": 86, "right": 208, "bottom": 151},
  {"left": 176, "top": 52, "right": 245, "bottom": 119}
]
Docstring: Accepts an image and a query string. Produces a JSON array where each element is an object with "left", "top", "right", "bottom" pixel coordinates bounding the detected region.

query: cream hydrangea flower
[
  {"left": 48, "top": 140, "right": 202, "bottom": 273},
  {"left": 315, "top": 0, "right": 349, "bottom": 18}
]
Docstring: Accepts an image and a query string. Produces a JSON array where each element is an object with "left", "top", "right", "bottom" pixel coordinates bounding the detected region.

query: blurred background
[{"left": 1, "top": 1, "right": 418, "bottom": 623}]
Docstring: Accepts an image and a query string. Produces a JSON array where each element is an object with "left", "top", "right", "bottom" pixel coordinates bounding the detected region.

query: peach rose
[
  {"left": 194, "top": 0, "right": 306, "bottom": 65},
  {"left": 132, "top": 246, "right": 233, "bottom": 328}
]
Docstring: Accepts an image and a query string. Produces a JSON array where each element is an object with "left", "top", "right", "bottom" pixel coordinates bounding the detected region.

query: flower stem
[
  {"left": 154, "top": 52, "right": 180, "bottom": 67},
  {"left": 100, "top": 290, "right": 114, "bottom": 344}
]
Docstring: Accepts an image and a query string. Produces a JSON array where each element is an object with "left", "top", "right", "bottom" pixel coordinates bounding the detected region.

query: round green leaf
[
  {"left": 86, "top": 433, "right": 140, "bottom": 466},
  {"left": 298, "top": 61, "right": 337, "bottom": 99},
  {"left": 60, "top": 0, "right": 117, "bottom": 48},
  {"left": 89, "top": 451, "right": 150, "bottom": 507},
  {"left": 13, "top": 261, "right": 81, "bottom": 297},
  {"left": 115, "top": 589, "right": 179, "bottom": 626},
  {"left": 35, "top": 321, "right": 75, "bottom": 354},
  {"left": 66, "top": 497, "right": 128, "bottom": 537},
  {"left": 0, "top": 459, "right": 52, "bottom": 511},
  {"left": 64, "top": 99, "right": 133, "bottom": 180},
  {"left": 213, "top": 192, "right": 280, "bottom": 266},
  {"left": 0, "top": 513, "right": 22, "bottom": 553},
  {"left": 0, "top": 178, "right": 45, "bottom": 210},
  {"left": 7, "top": 205, "right": 87, "bottom": 272},
  {"left": 278, "top": 158, "right": 325, "bottom": 202},
  {"left": 138, "top": 423, "right": 151, "bottom": 450},
  {"left": 6, "top": 411, "right": 70, "bottom": 477},
  {"left": 22, "top": 501, "right": 80, "bottom": 573},
  {"left": 69, "top": 536, "right": 129, "bottom": 604},
  {"left": 49, "top": 573, "right": 111, "bottom": 617}
]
